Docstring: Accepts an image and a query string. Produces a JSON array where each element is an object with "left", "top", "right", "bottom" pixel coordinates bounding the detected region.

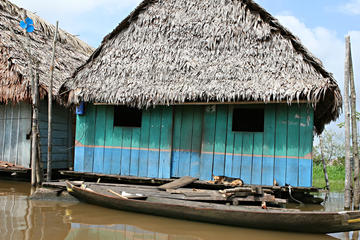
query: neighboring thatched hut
[
  {"left": 0, "top": 0, "right": 93, "bottom": 169},
  {"left": 63, "top": 0, "right": 341, "bottom": 187}
]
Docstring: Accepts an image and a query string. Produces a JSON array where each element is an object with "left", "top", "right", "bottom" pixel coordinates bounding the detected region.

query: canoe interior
[{"left": 66, "top": 182, "right": 360, "bottom": 234}]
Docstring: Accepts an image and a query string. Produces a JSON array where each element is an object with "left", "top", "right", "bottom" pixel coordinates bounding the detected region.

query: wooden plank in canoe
[{"left": 158, "top": 176, "right": 198, "bottom": 190}]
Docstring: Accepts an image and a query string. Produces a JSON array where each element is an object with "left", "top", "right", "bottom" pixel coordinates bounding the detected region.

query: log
[{"left": 158, "top": 176, "right": 198, "bottom": 190}]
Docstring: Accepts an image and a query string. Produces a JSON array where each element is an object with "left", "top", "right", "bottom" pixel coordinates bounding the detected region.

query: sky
[{"left": 10, "top": 0, "right": 360, "bottom": 131}]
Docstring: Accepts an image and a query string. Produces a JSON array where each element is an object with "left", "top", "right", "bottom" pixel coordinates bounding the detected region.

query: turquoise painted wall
[{"left": 74, "top": 103, "right": 314, "bottom": 187}]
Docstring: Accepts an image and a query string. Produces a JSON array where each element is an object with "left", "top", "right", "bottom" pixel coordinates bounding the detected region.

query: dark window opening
[
  {"left": 232, "top": 108, "right": 264, "bottom": 132},
  {"left": 114, "top": 106, "right": 142, "bottom": 128}
]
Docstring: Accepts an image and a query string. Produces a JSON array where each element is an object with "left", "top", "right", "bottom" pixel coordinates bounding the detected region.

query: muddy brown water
[{"left": 0, "top": 180, "right": 357, "bottom": 240}]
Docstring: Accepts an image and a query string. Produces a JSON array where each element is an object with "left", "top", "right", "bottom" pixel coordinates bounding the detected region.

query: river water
[{"left": 0, "top": 180, "right": 357, "bottom": 240}]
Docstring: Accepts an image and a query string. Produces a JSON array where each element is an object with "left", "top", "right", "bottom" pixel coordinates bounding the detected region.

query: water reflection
[{"left": 0, "top": 180, "right": 354, "bottom": 240}]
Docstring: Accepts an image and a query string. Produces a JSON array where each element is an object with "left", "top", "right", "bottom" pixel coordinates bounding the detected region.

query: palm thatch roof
[
  {"left": 0, "top": 0, "right": 93, "bottom": 103},
  {"left": 64, "top": 0, "right": 342, "bottom": 133}
]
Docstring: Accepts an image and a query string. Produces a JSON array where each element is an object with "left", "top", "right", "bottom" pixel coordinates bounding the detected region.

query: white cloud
[
  {"left": 275, "top": 15, "right": 360, "bottom": 130},
  {"left": 10, "top": 0, "right": 142, "bottom": 15},
  {"left": 9, "top": 0, "right": 142, "bottom": 47},
  {"left": 276, "top": 15, "right": 344, "bottom": 87},
  {"left": 341, "top": 0, "right": 360, "bottom": 15}
]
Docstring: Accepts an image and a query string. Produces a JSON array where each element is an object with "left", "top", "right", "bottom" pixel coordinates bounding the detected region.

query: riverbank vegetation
[{"left": 312, "top": 129, "right": 346, "bottom": 192}]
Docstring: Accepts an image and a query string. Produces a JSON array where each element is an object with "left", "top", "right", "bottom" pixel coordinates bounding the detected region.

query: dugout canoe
[{"left": 65, "top": 181, "right": 360, "bottom": 233}]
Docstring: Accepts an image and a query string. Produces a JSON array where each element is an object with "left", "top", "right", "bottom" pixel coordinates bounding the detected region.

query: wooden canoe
[{"left": 65, "top": 181, "right": 360, "bottom": 233}]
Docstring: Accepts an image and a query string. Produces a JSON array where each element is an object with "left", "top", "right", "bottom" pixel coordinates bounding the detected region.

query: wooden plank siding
[
  {"left": 74, "top": 104, "right": 314, "bottom": 187},
  {"left": 38, "top": 100, "right": 74, "bottom": 169},
  {"left": 0, "top": 103, "right": 31, "bottom": 167}
]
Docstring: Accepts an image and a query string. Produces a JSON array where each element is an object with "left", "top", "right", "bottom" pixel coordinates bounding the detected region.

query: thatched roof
[
  {"left": 0, "top": 0, "right": 93, "bottom": 103},
  {"left": 64, "top": 0, "right": 342, "bottom": 134}
]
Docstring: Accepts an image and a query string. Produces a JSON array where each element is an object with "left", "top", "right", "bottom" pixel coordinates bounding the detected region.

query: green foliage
[
  {"left": 313, "top": 164, "right": 345, "bottom": 192},
  {"left": 313, "top": 129, "right": 345, "bottom": 166},
  {"left": 337, "top": 112, "right": 360, "bottom": 128}
]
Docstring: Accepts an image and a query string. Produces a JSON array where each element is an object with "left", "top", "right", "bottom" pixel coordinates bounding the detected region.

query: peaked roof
[
  {"left": 0, "top": 0, "right": 93, "bottom": 103},
  {"left": 64, "top": 0, "right": 342, "bottom": 133}
]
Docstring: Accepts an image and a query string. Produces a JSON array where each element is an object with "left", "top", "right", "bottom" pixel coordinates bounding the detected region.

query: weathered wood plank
[
  {"left": 286, "top": 105, "right": 300, "bottom": 186},
  {"left": 103, "top": 106, "right": 114, "bottom": 174},
  {"left": 225, "top": 106, "right": 235, "bottom": 177},
  {"left": 251, "top": 132, "right": 263, "bottom": 185},
  {"left": 190, "top": 106, "right": 203, "bottom": 178},
  {"left": 84, "top": 104, "right": 96, "bottom": 172},
  {"left": 274, "top": 105, "right": 287, "bottom": 186},
  {"left": 179, "top": 107, "right": 194, "bottom": 177},
  {"left": 148, "top": 107, "right": 162, "bottom": 178},
  {"left": 171, "top": 106, "right": 183, "bottom": 177},
  {"left": 299, "top": 105, "right": 314, "bottom": 187},
  {"left": 241, "top": 132, "right": 254, "bottom": 184},
  {"left": 121, "top": 128, "right": 133, "bottom": 175},
  {"left": 200, "top": 106, "right": 216, "bottom": 180},
  {"left": 159, "top": 107, "right": 173, "bottom": 178},
  {"left": 130, "top": 127, "right": 141, "bottom": 176},
  {"left": 139, "top": 109, "right": 151, "bottom": 177},
  {"left": 262, "top": 105, "right": 276, "bottom": 186},
  {"left": 93, "top": 106, "right": 107, "bottom": 173},
  {"left": 213, "top": 105, "right": 228, "bottom": 177},
  {"left": 232, "top": 132, "right": 243, "bottom": 178},
  {"left": 158, "top": 176, "right": 198, "bottom": 190},
  {"left": 111, "top": 126, "right": 123, "bottom": 175}
]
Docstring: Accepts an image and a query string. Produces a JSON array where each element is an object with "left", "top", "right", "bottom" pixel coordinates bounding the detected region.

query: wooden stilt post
[
  {"left": 31, "top": 61, "right": 40, "bottom": 186},
  {"left": 47, "top": 21, "right": 59, "bottom": 182},
  {"left": 348, "top": 36, "right": 360, "bottom": 210},
  {"left": 319, "top": 136, "right": 330, "bottom": 191},
  {"left": 25, "top": 31, "right": 37, "bottom": 186},
  {"left": 34, "top": 68, "right": 43, "bottom": 184},
  {"left": 344, "top": 36, "right": 352, "bottom": 210}
]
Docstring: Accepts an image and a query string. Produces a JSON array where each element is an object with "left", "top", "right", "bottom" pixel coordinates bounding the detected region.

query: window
[
  {"left": 114, "top": 106, "right": 142, "bottom": 128},
  {"left": 232, "top": 108, "right": 264, "bottom": 132}
]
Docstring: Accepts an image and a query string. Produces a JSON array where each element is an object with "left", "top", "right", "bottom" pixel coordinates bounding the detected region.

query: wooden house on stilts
[
  {"left": 63, "top": 0, "right": 342, "bottom": 187},
  {"left": 0, "top": 0, "right": 93, "bottom": 169}
]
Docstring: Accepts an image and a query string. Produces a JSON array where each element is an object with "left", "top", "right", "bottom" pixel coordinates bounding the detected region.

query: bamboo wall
[{"left": 74, "top": 104, "right": 314, "bottom": 187}]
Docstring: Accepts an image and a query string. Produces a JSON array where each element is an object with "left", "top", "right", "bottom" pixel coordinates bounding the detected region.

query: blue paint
[
  {"left": 261, "top": 157, "right": 274, "bottom": 185},
  {"left": 286, "top": 158, "right": 299, "bottom": 186},
  {"left": 171, "top": 149, "right": 181, "bottom": 177},
  {"left": 251, "top": 156, "right": 262, "bottom": 185},
  {"left": 93, "top": 148, "right": 105, "bottom": 173},
  {"left": 159, "top": 151, "right": 171, "bottom": 178},
  {"left": 148, "top": 150, "right": 160, "bottom": 178},
  {"left": 83, "top": 148, "right": 94, "bottom": 172},
  {"left": 74, "top": 147, "right": 85, "bottom": 172},
  {"left": 190, "top": 153, "right": 201, "bottom": 178},
  {"left": 274, "top": 158, "right": 286, "bottom": 186},
  {"left": 240, "top": 156, "right": 252, "bottom": 184},
  {"left": 199, "top": 154, "right": 213, "bottom": 180},
  {"left": 110, "top": 148, "right": 121, "bottom": 175},
  {"left": 213, "top": 154, "right": 225, "bottom": 176},
  {"left": 299, "top": 159, "right": 312, "bottom": 187},
  {"left": 103, "top": 148, "right": 112, "bottom": 174},
  {"left": 120, "top": 148, "right": 131, "bottom": 176},
  {"left": 178, "top": 152, "right": 191, "bottom": 177},
  {"left": 231, "top": 155, "right": 242, "bottom": 178}
]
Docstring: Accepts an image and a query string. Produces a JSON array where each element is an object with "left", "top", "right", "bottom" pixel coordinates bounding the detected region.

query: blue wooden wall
[
  {"left": 0, "top": 101, "right": 73, "bottom": 169},
  {"left": 38, "top": 100, "right": 74, "bottom": 169},
  {"left": 74, "top": 104, "right": 314, "bottom": 187}
]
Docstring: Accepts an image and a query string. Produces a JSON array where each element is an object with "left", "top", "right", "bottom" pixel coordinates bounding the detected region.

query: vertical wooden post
[
  {"left": 319, "top": 136, "right": 330, "bottom": 191},
  {"left": 31, "top": 62, "right": 40, "bottom": 186},
  {"left": 47, "top": 21, "right": 59, "bottom": 182},
  {"left": 344, "top": 36, "right": 352, "bottom": 210},
  {"left": 35, "top": 68, "right": 43, "bottom": 184},
  {"left": 348, "top": 36, "right": 360, "bottom": 210},
  {"left": 26, "top": 31, "right": 37, "bottom": 186}
]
